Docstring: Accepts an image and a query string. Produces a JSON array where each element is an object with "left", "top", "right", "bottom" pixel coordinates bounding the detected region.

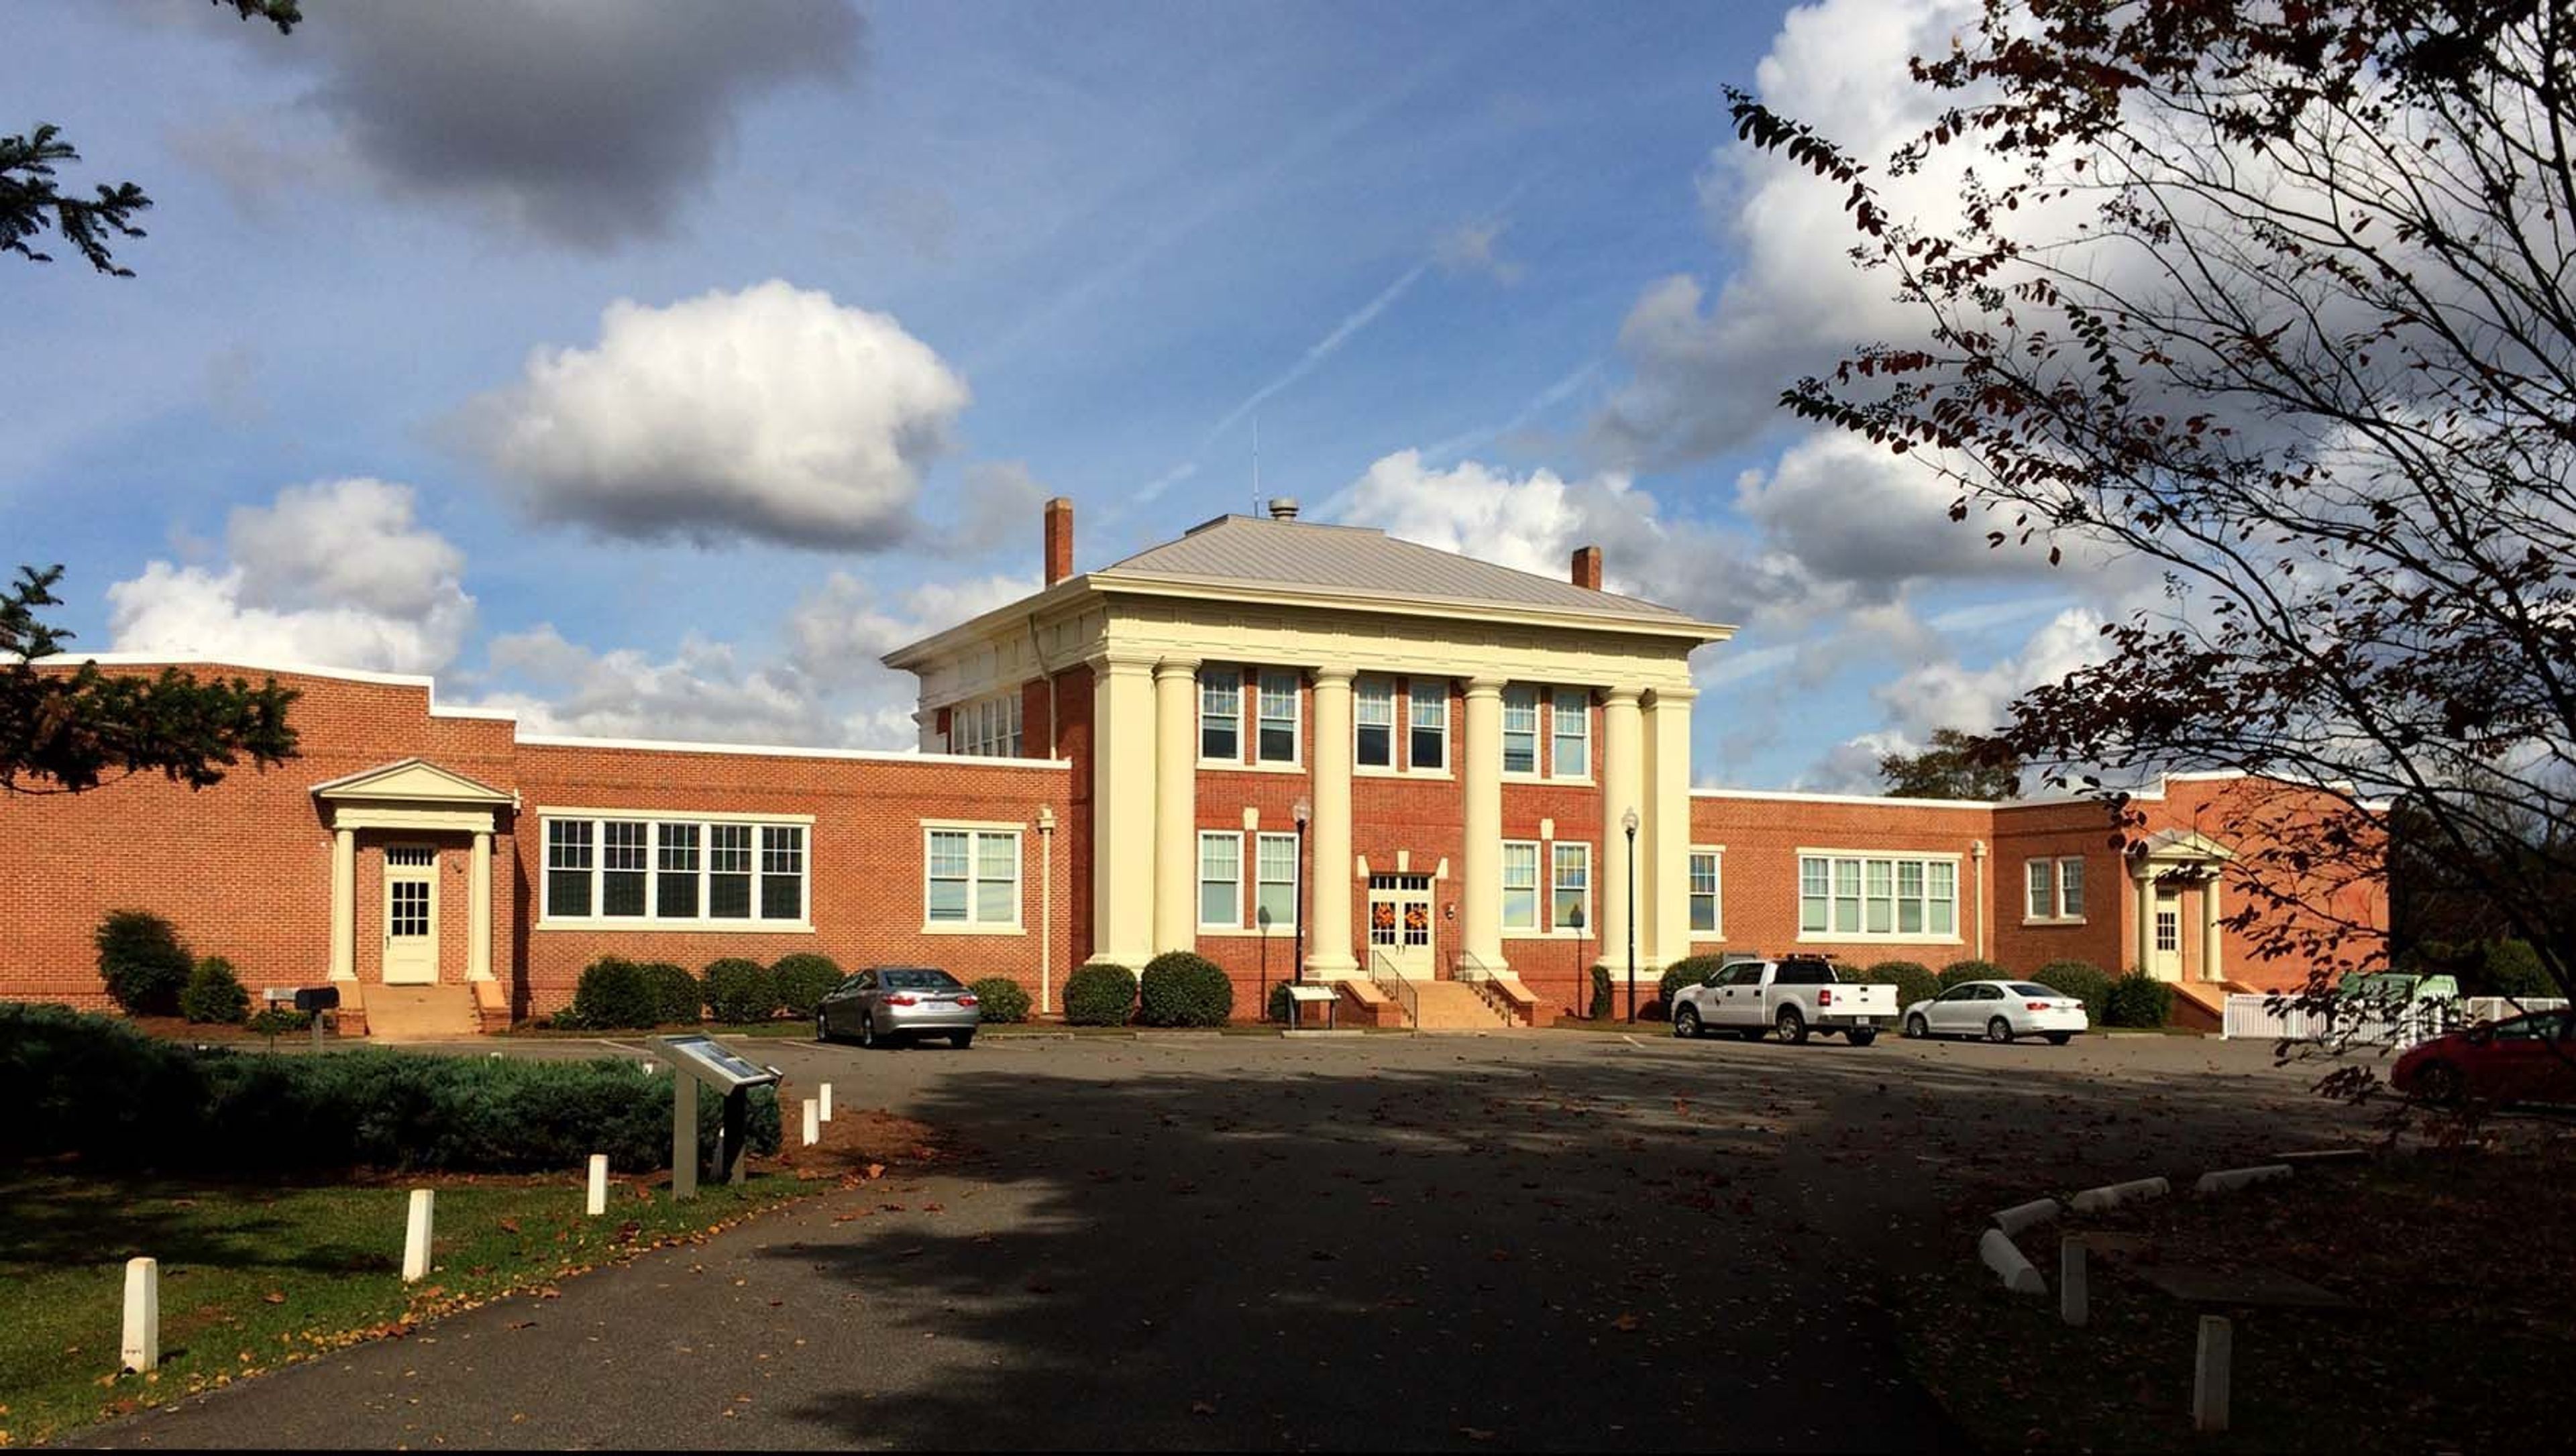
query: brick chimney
[
  {"left": 1044, "top": 496, "right": 1074, "bottom": 586},
  {"left": 1571, "top": 545, "right": 1603, "bottom": 591}
]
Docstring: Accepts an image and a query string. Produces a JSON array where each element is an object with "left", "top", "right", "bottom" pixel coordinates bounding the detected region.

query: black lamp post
[
  {"left": 1293, "top": 795, "right": 1311, "bottom": 985},
  {"left": 1256, "top": 904, "right": 1272, "bottom": 1017},
  {"left": 1621, "top": 806, "right": 1640, "bottom": 1023},
  {"left": 1567, "top": 902, "right": 1587, "bottom": 1021}
]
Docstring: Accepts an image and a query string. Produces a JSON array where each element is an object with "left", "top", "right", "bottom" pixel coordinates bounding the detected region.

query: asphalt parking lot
[{"left": 97, "top": 1028, "right": 2376, "bottom": 1451}]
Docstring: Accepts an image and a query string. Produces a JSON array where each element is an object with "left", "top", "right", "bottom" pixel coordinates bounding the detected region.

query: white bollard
[
  {"left": 402, "top": 1188, "right": 435, "bottom": 1284},
  {"left": 586, "top": 1154, "right": 608, "bottom": 1217},
  {"left": 2195, "top": 1164, "right": 2292, "bottom": 1196},
  {"left": 1978, "top": 1228, "right": 2047, "bottom": 1295},
  {"left": 1992, "top": 1197, "right": 2061, "bottom": 1237},
  {"left": 121, "top": 1257, "right": 160, "bottom": 1372},
  {"left": 2071, "top": 1176, "right": 2171, "bottom": 1213},
  {"left": 2194, "top": 1315, "right": 2233, "bottom": 1433},
  {"left": 802, "top": 1097, "right": 820, "bottom": 1147},
  {"left": 820, "top": 1081, "right": 833, "bottom": 1123},
  {"left": 2059, "top": 1235, "right": 2088, "bottom": 1327}
]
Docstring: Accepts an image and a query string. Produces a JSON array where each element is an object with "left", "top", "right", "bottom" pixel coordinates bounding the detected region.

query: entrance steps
[
  {"left": 1408, "top": 981, "right": 1517, "bottom": 1031},
  {"left": 358, "top": 983, "right": 482, "bottom": 1041},
  {"left": 2168, "top": 978, "right": 2255, "bottom": 1032}
]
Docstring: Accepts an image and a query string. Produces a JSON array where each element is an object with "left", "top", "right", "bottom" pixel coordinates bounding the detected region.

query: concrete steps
[
  {"left": 1407, "top": 981, "right": 1517, "bottom": 1031},
  {"left": 358, "top": 983, "right": 482, "bottom": 1041}
]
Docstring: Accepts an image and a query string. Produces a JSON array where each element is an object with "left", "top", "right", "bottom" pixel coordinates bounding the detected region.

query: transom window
[
  {"left": 952, "top": 691, "right": 1024, "bottom": 758},
  {"left": 927, "top": 826, "right": 1021, "bottom": 928},
  {"left": 386, "top": 845, "right": 436, "bottom": 868},
  {"left": 1797, "top": 852, "right": 1959, "bottom": 941},
  {"left": 1552, "top": 690, "right": 1589, "bottom": 777},
  {"left": 1355, "top": 677, "right": 1395, "bottom": 768},
  {"left": 1688, "top": 848, "right": 1723, "bottom": 934},
  {"left": 1257, "top": 669, "right": 1300, "bottom": 763},
  {"left": 1501, "top": 685, "right": 1541, "bottom": 774},
  {"left": 543, "top": 815, "right": 808, "bottom": 926},
  {"left": 1407, "top": 680, "right": 1447, "bottom": 770},
  {"left": 1199, "top": 831, "right": 1242, "bottom": 928},
  {"left": 1200, "top": 669, "right": 1242, "bottom": 761}
]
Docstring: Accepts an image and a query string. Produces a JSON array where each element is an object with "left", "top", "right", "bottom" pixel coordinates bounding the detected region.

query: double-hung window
[
  {"left": 1257, "top": 669, "right": 1299, "bottom": 763},
  {"left": 1199, "top": 832, "right": 1242, "bottom": 928},
  {"left": 2026, "top": 856, "right": 2086, "bottom": 921},
  {"left": 1550, "top": 842, "right": 1591, "bottom": 931},
  {"left": 1255, "top": 832, "right": 1298, "bottom": 930},
  {"left": 1501, "top": 685, "right": 1540, "bottom": 774},
  {"left": 1688, "top": 849, "right": 1722, "bottom": 934},
  {"left": 541, "top": 814, "right": 809, "bottom": 928},
  {"left": 926, "top": 826, "right": 1020, "bottom": 928},
  {"left": 1796, "top": 852, "right": 1960, "bottom": 941},
  {"left": 1201, "top": 669, "right": 1242, "bottom": 761},
  {"left": 1355, "top": 677, "right": 1395, "bottom": 768},
  {"left": 1408, "top": 681, "right": 1448, "bottom": 770},
  {"left": 1501, "top": 841, "right": 1540, "bottom": 931},
  {"left": 1552, "top": 690, "right": 1589, "bottom": 777},
  {"left": 953, "top": 691, "right": 1024, "bottom": 758}
]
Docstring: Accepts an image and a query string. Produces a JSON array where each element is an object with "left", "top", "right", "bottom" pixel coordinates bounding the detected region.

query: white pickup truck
[{"left": 1670, "top": 956, "right": 1893, "bottom": 1046}]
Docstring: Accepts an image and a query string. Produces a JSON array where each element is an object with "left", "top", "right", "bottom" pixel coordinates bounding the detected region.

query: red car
[{"left": 2392, "top": 1009, "right": 2576, "bottom": 1105}]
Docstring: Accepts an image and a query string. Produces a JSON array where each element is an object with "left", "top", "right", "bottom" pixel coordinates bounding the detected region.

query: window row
[
  {"left": 1501, "top": 840, "right": 1591, "bottom": 933},
  {"left": 1201, "top": 667, "right": 1303, "bottom": 765},
  {"left": 2025, "top": 856, "right": 2086, "bottom": 921},
  {"left": 951, "top": 691, "right": 1024, "bottom": 758},
  {"left": 1797, "top": 853, "right": 1959, "bottom": 940},
  {"left": 544, "top": 817, "right": 807, "bottom": 923},
  {"left": 1203, "top": 671, "right": 1595, "bottom": 777},
  {"left": 1197, "top": 830, "right": 1301, "bottom": 930}
]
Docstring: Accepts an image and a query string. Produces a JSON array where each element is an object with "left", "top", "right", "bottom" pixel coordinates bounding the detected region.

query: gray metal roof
[{"left": 1097, "top": 514, "right": 1704, "bottom": 626}]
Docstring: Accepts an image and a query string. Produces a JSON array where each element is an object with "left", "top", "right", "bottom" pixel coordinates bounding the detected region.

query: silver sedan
[
  {"left": 1902, "top": 980, "right": 2088, "bottom": 1044},
  {"left": 816, "top": 966, "right": 981, "bottom": 1049}
]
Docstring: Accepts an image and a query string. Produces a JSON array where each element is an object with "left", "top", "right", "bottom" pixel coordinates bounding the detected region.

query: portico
[
  {"left": 309, "top": 758, "right": 516, "bottom": 987},
  {"left": 2127, "top": 829, "right": 2234, "bottom": 983}
]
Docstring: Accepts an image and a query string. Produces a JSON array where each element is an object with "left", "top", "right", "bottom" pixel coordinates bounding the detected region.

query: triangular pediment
[
  {"left": 2133, "top": 828, "right": 2235, "bottom": 864},
  {"left": 311, "top": 757, "right": 513, "bottom": 806}
]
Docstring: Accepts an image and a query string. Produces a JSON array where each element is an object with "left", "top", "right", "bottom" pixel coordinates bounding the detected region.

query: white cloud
[
  {"left": 106, "top": 478, "right": 474, "bottom": 673},
  {"left": 1872, "top": 605, "right": 2110, "bottom": 740},
  {"left": 453, "top": 280, "right": 969, "bottom": 549},
  {"left": 1433, "top": 217, "right": 1523, "bottom": 284}
]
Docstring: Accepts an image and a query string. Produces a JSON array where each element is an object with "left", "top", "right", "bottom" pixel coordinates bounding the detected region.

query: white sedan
[{"left": 1902, "top": 981, "right": 2088, "bottom": 1045}]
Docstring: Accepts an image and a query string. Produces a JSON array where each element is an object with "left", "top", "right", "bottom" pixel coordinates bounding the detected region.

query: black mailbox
[{"left": 292, "top": 985, "right": 341, "bottom": 1013}]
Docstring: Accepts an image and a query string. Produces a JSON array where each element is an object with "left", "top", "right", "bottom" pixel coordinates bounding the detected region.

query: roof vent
[{"left": 1266, "top": 497, "right": 1301, "bottom": 521}]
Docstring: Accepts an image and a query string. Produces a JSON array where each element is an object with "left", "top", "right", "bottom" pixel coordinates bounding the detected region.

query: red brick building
[{"left": 4, "top": 500, "right": 2383, "bottom": 1033}]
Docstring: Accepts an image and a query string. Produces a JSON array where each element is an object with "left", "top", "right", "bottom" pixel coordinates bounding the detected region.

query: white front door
[
  {"left": 383, "top": 845, "right": 439, "bottom": 985},
  {"left": 1366, "top": 874, "right": 1436, "bottom": 979},
  {"left": 2151, "top": 888, "right": 2183, "bottom": 981}
]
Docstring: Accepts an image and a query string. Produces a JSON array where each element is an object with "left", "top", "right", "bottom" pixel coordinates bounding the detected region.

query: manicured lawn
[{"left": 0, "top": 1168, "right": 812, "bottom": 1445}]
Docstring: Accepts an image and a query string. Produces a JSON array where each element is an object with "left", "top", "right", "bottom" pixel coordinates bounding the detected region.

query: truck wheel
[
  {"left": 1986, "top": 1017, "right": 2015, "bottom": 1044},
  {"left": 1905, "top": 1013, "right": 1929, "bottom": 1040},
  {"left": 1847, "top": 1027, "right": 1878, "bottom": 1047},
  {"left": 1674, "top": 1005, "right": 1703, "bottom": 1040},
  {"left": 1776, "top": 1007, "right": 1809, "bottom": 1045},
  {"left": 2044, "top": 1032, "right": 2072, "bottom": 1046}
]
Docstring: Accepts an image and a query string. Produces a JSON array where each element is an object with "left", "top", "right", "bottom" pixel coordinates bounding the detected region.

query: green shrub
[
  {"left": 0, "top": 1005, "right": 777, "bottom": 1174},
  {"left": 1590, "top": 964, "right": 1613, "bottom": 1019},
  {"left": 640, "top": 961, "right": 702, "bottom": 1025},
  {"left": 1939, "top": 958, "right": 2008, "bottom": 989},
  {"left": 2031, "top": 960, "right": 2112, "bottom": 1023},
  {"left": 95, "top": 910, "right": 193, "bottom": 1016},
  {"left": 971, "top": 977, "right": 1032, "bottom": 1024},
  {"left": 246, "top": 1007, "right": 311, "bottom": 1035},
  {"left": 2105, "top": 971, "right": 2176, "bottom": 1027},
  {"left": 569, "top": 956, "right": 657, "bottom": 1030},
  {"left": 1063, "top": 963, "right": 1137, "bottom": 1026},
  {"left": 1138, "top": 952, "right": 1234, "bottom": 1027},
  {"left": 703, "top": 958, "right": 780, "bottom": 1023},
  {"left": 1851, "top": 959, "right": 1939, "bottom": 1009},
  {"left": 2408, "top": 938, "right": 2559, "bottom": 1000},
  {"left": 177, "top": 956, "right": 251, "bottom": 1025},
  {"left": 771, "top": 953, "right": 844, "bottom": 1019},
  {"left": 1267, "top": 980, "right": 1295, "bottom": 1023}
]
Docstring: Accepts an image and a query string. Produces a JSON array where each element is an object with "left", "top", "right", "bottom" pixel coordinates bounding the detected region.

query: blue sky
[{"left": 2, "top": 0, "right": 2108, "bottom": 788}]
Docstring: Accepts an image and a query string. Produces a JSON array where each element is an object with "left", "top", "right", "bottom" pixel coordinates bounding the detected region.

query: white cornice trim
[
  {"left": 25, "top": 652, "right": 518, "bottom": 721},
  {"left": 517, "top": 733, "right": 1069, "bottom": 769},
  {"left": 1693, "top": 787, "right": 2002, "bottom": 810},
  {"left": 1088, "top": 570, "right": 1736, "bottom": 642}
]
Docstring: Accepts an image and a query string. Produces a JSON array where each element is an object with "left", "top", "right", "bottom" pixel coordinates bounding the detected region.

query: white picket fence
[{"left": 2222, "top": 993, "right": 2569, "bottom": 1048}]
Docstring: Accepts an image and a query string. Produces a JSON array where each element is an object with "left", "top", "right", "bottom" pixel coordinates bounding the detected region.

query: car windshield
[
  {"left": 881, "top": 969, "right": 961, "bottom": 991},
  {"left": 2009, "top": 983, "right": 2057, "bottom": 997}
]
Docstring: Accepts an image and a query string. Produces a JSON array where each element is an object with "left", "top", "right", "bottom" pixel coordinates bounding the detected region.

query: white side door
[
  {"left": 1711, "top": 963, "right": 1768, "bottom": 1025},
  {"left": 382, "top": 845, "right": 439, "bottom": 985},
  {"left": 1927, "top": 984, "right": 1980, "bottom": 1033}
]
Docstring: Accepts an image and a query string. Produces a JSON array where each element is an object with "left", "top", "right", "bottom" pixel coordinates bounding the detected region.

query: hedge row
[
  {"left": 557, "top": 954, "right": 1051, "bottom": 1029},
  {"left": 0, "top": 1004, "right": 777, "bottom": 1173}
]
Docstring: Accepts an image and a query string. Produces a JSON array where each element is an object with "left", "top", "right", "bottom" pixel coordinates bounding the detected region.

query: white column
[
  {"left": 329, "top": 826, "right": 356, "bottom": 981},
  {"left": 468, "top": 828, "right": 494, "bottom": 981},
  {"left": 1152, "top": 657, "right": 1200, "bottom": 956},
  {"left": 1307, "top": 666, "right": 1358, "bottom": 978},
  {"left": 1090, "top": 653, "right": 1159, "bottom": 966},
  {"left": 1596, "top": 688, "right": 1644, "bottom": 975},
  {"left": 2133, "top": 866, "right": 2157, "bottom": 976},
  {"left": 2201, "top": 872, "right": 2223, "bottom": 983},
  {"left": 1458, "top": 677, "right": 1505, "bottom": 976},
  {"left": 1642, "top": 686, "right": 1695, "bottom": 970}
]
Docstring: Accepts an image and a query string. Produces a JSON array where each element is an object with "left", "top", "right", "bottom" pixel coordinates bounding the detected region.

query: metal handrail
[{"left": 1368, "top": 948, "right": 1419, "bottom": 1028}]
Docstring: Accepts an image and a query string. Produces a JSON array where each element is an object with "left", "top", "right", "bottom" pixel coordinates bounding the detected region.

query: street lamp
[
  {"left": 1567, "top": 902, "right": 1587, "bottom": 1021},
  {"left": 1293, "top": 795, "right": 1312, "bottom": 986},
  {"left": 1621, "top": 806, "right": 1640, "bottom": 1023}
]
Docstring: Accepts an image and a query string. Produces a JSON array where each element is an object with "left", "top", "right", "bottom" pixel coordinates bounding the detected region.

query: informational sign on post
[{"left": 653, "top": 1035, "right": 782, "bottom": 1200}]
